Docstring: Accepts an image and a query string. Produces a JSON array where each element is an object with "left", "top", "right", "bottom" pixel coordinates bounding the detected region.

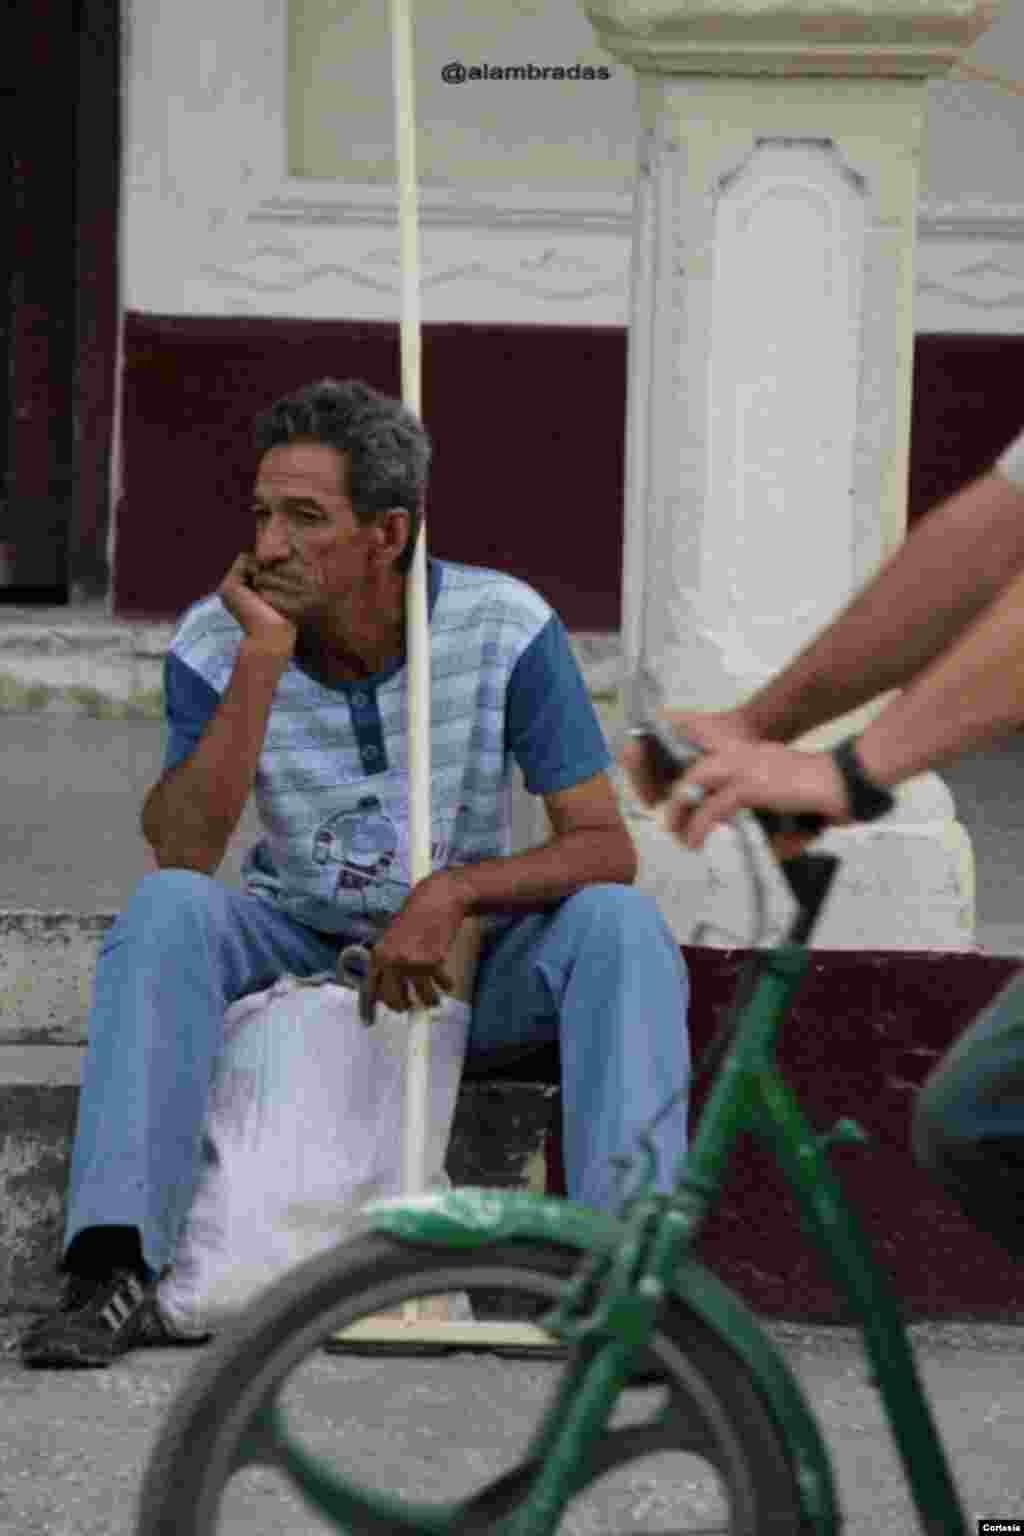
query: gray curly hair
[{"left": 253, "top": 378, "right": 431, "bottom": 574}]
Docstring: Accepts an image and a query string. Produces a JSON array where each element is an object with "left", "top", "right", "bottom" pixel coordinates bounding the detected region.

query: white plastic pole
[
  {"left": 389, "top": 0, "right": 431, "bottom": 1208},
  {"left": 334, "top": 0, "right": 554, "bottom": 1353},
  {"left": 332, "top": 0, "right": 579, "bottom": 1358}
]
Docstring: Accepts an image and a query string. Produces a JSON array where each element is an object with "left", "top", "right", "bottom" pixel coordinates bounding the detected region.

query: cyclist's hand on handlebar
[
  {"left": 621, "top": 709, "right": 851, "bottom": 859},
  {"left": 664, "top": 738, "right": 850, "bottom": 856},
  {"left": 621, "top": 707, "right": 761, "bottom": 810}
]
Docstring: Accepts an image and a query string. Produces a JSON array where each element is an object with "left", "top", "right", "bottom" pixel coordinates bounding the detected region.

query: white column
[{"left": 587, "top": 0, "right": 1003, "bottom": 950}]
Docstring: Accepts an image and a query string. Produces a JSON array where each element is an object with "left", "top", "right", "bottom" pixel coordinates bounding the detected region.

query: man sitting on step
[{"left": 20, "top": 377, "right": 691, "bottom": 1368}]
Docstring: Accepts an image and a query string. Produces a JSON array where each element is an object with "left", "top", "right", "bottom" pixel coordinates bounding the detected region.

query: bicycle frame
[
  {"left": 364, "top": 940, "right": 970, "bottom": 1536},
  {"left": 236, "top": 819, "right": 968, "bottom": 1536}
]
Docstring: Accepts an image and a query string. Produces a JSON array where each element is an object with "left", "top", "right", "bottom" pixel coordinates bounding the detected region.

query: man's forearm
[
  {"left": 854, "top": 557, "right": 1024, "bottom": 789},
  {"left": 743, "top": 471, "right": 1024, "bottom": 743},
  {"left": 443, "top": 827, "right": 638, "bottom": 917},
  {"left": 141, "top": 640, "right": 289, "bottom": 871}
]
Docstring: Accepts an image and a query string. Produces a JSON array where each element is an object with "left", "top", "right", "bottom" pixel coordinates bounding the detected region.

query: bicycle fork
[{"left": 500, "top": 1204, "right": 669, "bottom": 1536}]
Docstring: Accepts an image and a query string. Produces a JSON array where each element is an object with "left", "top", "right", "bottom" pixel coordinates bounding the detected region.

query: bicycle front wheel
[{"left": 137, "top": 1233, "right": 803, "bottom": 1535}]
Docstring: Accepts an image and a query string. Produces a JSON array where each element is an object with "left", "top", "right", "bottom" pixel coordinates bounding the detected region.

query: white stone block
[{"left": 627, "top": 771, "right": 975, "bottom": 951}]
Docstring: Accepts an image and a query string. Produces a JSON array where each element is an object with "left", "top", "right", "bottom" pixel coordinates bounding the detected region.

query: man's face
[{"left": 249, "top": 440, "right": 394, "bottom": 622}]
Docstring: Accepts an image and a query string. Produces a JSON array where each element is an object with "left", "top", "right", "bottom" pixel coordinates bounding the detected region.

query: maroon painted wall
[
  {"left": 114, "top": 315, "right": 1024, "bottom": 627},
  {"left": 114, "top": 314, "right": 627, "bottom": 627},
  {"left": 539, "top": 947, "right": 1024, "bottom": 1321},
  {"left": 908, "top": 333, "right": 1024, "bottom": 522}
]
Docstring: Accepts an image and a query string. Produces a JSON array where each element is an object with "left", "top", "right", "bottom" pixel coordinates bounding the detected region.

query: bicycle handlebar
[{"left": 626, "top": 722, "right": 839, "bottom": 937}]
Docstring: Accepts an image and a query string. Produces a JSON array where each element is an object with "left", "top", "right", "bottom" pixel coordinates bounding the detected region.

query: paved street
[{"left": 2, "top": 1316, "right": 1023, "bottom": 1533}]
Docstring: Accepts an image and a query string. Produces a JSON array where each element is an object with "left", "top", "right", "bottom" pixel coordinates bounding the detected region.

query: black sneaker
[
  {"left": 16, "top": 1271, "right": 104, "bottom": 1350},
  {"left": 20, "top": 1268, "right": 209, "bottom": 1368}
]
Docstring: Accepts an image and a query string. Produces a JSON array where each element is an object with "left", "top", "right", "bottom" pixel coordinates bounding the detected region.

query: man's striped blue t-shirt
[{"left": 162, "top": 558, "right": 612, "bottom": 943}]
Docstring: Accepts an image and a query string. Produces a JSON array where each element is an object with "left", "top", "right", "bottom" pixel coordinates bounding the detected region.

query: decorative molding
[
  {"left": 918, "top": 202, "right": 1024, "bottom": 239},
  {"left": 192, "top": 236, "right": 1024, "bottom": 334},
  {"left": 249, "top": 180, "right": 635, "bottom": 236},
  {"left": 184, "top": 182, "right": 1024, "bottom": 329},
  {"left": 249, "top": 181, "right": 1024, "bottom": 246},
  {"left": 916, "top": 257, "right": 1024, "bottom": 317},
  {"left": 582, "top": 0, "right": 998, "bottom": 78},
  {"left": 198, "top": 233, "right": 628, "bottom": 311},
  {"left": 919, "top": 255, "right": 1024, "bottom": 305}
]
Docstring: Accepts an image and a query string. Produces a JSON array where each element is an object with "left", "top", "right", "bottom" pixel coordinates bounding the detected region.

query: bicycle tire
[{"left": 137, "top": 1233, "right": 804, "bottom": 1535}]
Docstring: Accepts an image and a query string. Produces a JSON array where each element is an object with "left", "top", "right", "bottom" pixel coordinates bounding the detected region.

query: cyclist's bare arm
[
  {"left": 736, "top": 466, "right": 1024, "bottom": 745},
  {"left": 853, "top": 544, "right": 1024, "bottom": 789}
]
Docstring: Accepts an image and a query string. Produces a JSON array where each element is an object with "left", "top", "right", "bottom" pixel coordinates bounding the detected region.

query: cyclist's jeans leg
[
  {"left": 64, "top": 870, "right": 342, "bottom": 1277},
  {"left": 912, "top": 970, "right": 1024, "bottom": 1260},
  {"left": 468, "top": 884, "right": 690, "bottom": 1212}
]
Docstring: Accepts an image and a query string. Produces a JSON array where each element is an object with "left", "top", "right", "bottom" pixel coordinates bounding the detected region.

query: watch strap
[{"left": 830, "top": 738, "right": 896, "bottom": 823}]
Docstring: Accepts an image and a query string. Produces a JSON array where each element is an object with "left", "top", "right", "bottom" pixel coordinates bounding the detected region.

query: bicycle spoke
[{"left": 242, "top": 1358, "right": 737, "bottom": 1534}]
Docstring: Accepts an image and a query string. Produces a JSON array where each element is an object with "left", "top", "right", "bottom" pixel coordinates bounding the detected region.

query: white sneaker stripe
[{"left": 100, "top": 1279, "right": 145, "bottom": 1332}]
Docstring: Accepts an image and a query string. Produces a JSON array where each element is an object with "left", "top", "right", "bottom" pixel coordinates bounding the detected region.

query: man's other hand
[{"left": 355, "top": 872, "right": 468, "bottom": 1014}]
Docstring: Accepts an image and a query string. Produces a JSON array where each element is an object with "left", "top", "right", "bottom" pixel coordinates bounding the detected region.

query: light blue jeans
[{"left": 63, "top": 871, "right": 690, "bottom": 1274}]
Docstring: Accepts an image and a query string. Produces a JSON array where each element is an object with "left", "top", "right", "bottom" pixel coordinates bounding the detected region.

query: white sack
[{"left": 156, "top": 974, "right": 469, "bottom": 1338}]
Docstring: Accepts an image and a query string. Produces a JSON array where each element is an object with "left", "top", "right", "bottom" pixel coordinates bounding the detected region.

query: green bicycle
[{"left": 136, "top": 723, "right": 969, "bottom": 1535}]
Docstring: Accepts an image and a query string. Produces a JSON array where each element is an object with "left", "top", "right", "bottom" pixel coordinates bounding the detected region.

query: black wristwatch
[{"left": 830, "top": 737, "right": 896, "bottom": 823}]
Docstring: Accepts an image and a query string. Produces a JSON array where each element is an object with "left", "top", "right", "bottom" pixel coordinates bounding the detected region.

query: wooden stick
[
  {"left": 389, "top": 0, "right": 430, "bottom": 1223},
  {"left": 339, "top": 0, "right": 550, "bottom": 1356}
]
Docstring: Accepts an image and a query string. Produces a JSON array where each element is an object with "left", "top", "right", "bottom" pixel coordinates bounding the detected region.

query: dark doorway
[{"left": 0, "top": 0, "right": 120, "bottom": 605}]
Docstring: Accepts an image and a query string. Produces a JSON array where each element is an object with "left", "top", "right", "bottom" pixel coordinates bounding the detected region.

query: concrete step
[
  {"left": 0, "top": 604, "right": 623, "bottom": 722},
  {"left": 0, "top": 604, "right": 172, "bottom": 718}
]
